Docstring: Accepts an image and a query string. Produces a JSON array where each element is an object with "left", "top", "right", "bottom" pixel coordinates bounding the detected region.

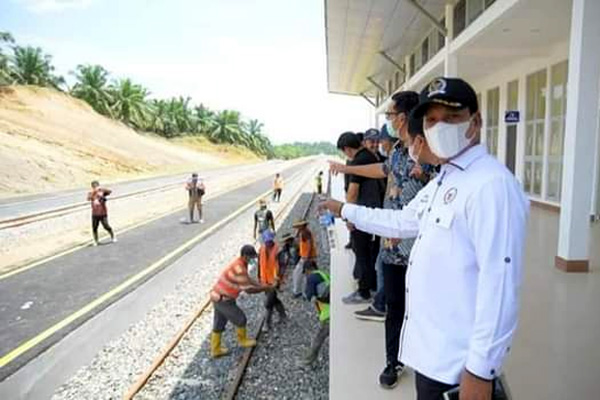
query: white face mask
[
  {"left": 385, "top": 119, "right": 398, "bottom": 138},
  {"left": 378, "top": 143, "right": 388, "bottom": 157},
  {"left": 424, "top": 119, "right": 473, "bottom": 159},
  {"left": 408, "top": 142, "right": 419, "bottom": 163}
]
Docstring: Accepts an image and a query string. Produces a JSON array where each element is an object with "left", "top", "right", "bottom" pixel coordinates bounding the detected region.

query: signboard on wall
[{"left": 505, "top": 110, "right": 520, "bottom": 123}]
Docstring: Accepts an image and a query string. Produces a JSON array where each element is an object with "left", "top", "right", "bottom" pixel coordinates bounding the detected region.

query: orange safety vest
[
  {"left": 211, "top": 257, "right": 250, "bottom": 301},
  {"left": 299, "top": 230, "right": 317, "bottom": 259},
  {"left": 259, "top": 243, "right": 279, "bottom": 285}
]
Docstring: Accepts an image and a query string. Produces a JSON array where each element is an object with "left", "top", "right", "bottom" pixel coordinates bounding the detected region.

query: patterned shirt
[{"left": 380, "top": 144, "right": 430, "bottom": 265}]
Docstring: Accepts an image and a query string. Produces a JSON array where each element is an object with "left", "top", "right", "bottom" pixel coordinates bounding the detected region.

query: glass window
[
  {"left": 394, "top": 71, "right": 400, "bottom": 90},
  {"left": 409, "top": 53, "right": 415, "bottom": 77},
  {"left": 525, "top": 68, "right": 548, "bottom": 197},
  {"left": 486, "top": 87, "right": 500, "bottom": 156},
  {"left": 468, "top": 0, "right": 484, "bottom": 23},
  {"left": 438, "top": 18, "right": 446, "bottom": 52},
  {"left": 421, "top": 37, "right": 429, "bottom": 66},
  {"left": 546, "top": 60, "right": 568, "bottom": 201},
  {"left": 454, "top": 0, "right": 466, "bottom": 38}
]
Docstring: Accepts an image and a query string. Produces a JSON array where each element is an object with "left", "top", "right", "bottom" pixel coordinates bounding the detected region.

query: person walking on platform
[
  {"left": 210, "top": 244, "right": 273, "bottom": 358},
  {"left": 329, "top": 91, "right": 430, "bottom": 388},
  {"left": 291, "top": 219, "right": 317, "bottom": 298},
  {"left": 87, "top": 180, "right": 116, "bottom": 246},
  {"left": 185, "top": 173, "right": 205, "bottom": 223},
  {"left": 316, "top": 171, "right": 324, "bottom": 195},
  {"left": 321, "top": 78, "right": 528, "bottom": 400},
  {"left": 273, "top": 173, "right": 284, "bottom": 202},
  {"left": 300, "top": 260, "right": 330, "bottom": 366},
  {"left": 254, "top": 199, "right": 275, "bottom": 243},
  {"left": 258, "top": 230, "right": 287, "bottom": 331}
]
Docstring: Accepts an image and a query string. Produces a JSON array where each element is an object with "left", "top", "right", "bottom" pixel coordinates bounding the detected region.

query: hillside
[{"left": 0, "top": 86, "right": 260, "bottom": 197}]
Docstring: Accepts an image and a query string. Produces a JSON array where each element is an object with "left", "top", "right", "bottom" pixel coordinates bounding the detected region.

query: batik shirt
[{"left": 380, "top": 143, "right": 430, "bottom": 265}]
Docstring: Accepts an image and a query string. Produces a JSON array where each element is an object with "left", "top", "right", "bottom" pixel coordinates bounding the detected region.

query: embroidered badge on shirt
[{"left": 444, "top": 188, "right": 458, "bottom": 204}]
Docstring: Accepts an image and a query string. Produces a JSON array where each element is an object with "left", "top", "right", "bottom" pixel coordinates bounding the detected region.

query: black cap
[
  {"left": 240, "top": 244, "right": 258, "bottom": 258},
  {"left": 364, "top": 128, "right": 380, "bottom": 140},
  {"left": 412, "top": 77, "right": 478, "bottom": 119}
]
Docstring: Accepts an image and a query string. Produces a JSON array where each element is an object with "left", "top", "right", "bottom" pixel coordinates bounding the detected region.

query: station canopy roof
[{"left": 325, "top": 0, "right": 447, "bottom": 97}]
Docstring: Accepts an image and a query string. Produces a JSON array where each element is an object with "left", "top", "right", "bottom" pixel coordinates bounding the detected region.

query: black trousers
[
  {"left": 415, "top": 372, "right": 459, "bottom": 400},
  {"left": 273, "top": 188, "right": 282, "bottom": 202},
  {"left": 92, "top": 215, "right": 113, "bottom": 241},
  {"left": 383, "top": 262, "right": 407, "bottom": 366},
  {"left": 264, "top": 290, "right": 286, "bottom": 326},
  {"left": 352, "top": 230, "right": 379, "bottom": 298}
]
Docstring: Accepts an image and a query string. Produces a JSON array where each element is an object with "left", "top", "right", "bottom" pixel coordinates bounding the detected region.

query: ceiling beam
[
  {"left": 367, "top": 76, "right": 387, "bottom": 93},
  {"left": 378, "top": 51, "right": 405, "bottom": 72},
  {"left": 359, "top": 92, "right": 377, "bottom": 108},
  {"left": 406, "top": 0, "right": 447, "bottom": 36}
]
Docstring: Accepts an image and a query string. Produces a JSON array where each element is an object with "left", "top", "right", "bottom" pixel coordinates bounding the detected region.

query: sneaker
[
  {"left": 199, "top": 219, "right": 205, "bottom": 224},
  {"left": 342, "top": 291, "right": 371, "bottom": 305},
  {"left": 292, "top": 292, "right": 303, "bottom": 299},
  {"left": 112, "top": 236, "right": 118, "bottom": 243},
  {"left": 354, "top": 306, "right": 386, "bottom": 322},
  {"left": 93, "top": 240, "right": 99, "bottom": 247},
  {"left": 379, "top": 362, "right": 405, "bottom": 389}
]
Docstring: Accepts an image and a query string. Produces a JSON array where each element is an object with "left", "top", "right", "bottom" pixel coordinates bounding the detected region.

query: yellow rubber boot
[
  {"left": 210, "top": 331, "right": 229, "bottom": 358},
  {"left": 236, "top": 327, "right": 257, "bottom": 348}
]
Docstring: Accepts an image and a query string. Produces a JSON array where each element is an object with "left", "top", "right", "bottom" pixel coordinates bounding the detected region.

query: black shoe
[
  {"left": 354, "top": 306, "right": 386, "bottom": 322},
  {"left": 379, "top": 362, "right": 404, "bottom": 389},
  {"left": 344, "top": 242, "right": 352, "bottom": 249}
]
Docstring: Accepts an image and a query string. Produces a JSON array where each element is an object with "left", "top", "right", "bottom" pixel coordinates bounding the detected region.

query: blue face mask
[{"left": 386, "top": 119, "right": 398, "bottom": 138}]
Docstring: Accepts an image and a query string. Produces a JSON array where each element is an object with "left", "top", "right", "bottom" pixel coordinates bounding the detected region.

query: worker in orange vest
[
  {"left": 258, "top": 230, "right": 287, "bottom": 331},
  {"left": 210, "top": 244, "right": 273, "bottom": 358},
  {"left": 292, "top": 219, "right": 318, "bottom": 298}
]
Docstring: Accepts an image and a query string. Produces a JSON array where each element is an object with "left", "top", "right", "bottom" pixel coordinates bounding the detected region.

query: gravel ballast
[{"left": 51, "top": 167, "right": 329, "bottom": 400}]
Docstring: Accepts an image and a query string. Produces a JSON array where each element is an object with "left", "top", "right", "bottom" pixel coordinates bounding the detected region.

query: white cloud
[{"left": 16, "top": 0, "right": 94, "bottom": 13}]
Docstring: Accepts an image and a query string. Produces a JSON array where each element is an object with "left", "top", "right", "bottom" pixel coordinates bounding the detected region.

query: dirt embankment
[{"left": 0, "top": 86, "right": 260, "bottom": 198}]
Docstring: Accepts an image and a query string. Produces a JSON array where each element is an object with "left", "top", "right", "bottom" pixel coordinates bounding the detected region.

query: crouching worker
[
  {"left": 210, "top": 244, "right": 273, "bottom": 358},
  {"left": 259, "top": 230, "right": 287, "bottom": 331},
  {"left": 301, "top": 261, "right": 330, "bottom": 366}
]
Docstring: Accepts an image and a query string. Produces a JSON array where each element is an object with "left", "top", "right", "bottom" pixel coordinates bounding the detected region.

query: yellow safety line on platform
[{"left": 0, "top": 166, "right": 312, "bottom": 369}]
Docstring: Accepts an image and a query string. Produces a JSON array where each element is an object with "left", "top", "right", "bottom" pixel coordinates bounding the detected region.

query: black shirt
[{"left": 348, "top": 148, "right": 385, "bottom": 208}]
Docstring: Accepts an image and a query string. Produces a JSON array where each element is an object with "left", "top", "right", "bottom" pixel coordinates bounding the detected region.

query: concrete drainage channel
[{"left": 43, "top": 165, "right": 329, "bottom": 400}]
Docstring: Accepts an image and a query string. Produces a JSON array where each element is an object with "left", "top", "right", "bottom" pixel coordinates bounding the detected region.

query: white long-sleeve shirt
[{"left": 342, "top": 144, "right": 529, "bottom": 384}]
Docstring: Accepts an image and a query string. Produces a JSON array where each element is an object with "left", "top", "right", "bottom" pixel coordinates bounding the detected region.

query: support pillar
[
  {"left": 556, "top": 0, "right": 600, "bottom": 272},
  {"left": 444, "top": 3, "right": 457, "bottom": 77}
]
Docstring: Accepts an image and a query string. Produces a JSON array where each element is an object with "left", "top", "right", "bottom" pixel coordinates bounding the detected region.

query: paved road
[
  {"left": 0, "top": 161, "right": 284, "bottom": 221},
  {"left": 0, "top": 159, "right": 312, "bottom": 381}
]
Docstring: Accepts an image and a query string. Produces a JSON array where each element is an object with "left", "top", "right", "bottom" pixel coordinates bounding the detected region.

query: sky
[{"left": 0, "top": 0, "right": 374, "bottom": 145}]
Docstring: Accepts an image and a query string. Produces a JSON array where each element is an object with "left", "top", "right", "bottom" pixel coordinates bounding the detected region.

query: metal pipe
[
  {"left": 359, "top": 92, "right": 377, "bottom": 107},
  {"left": 406, "top": 0, "right": 447, "bottom": 36},
  {"left": 367, "top": 76, "right": 387, "bottom": 93},
  {"left": 378, "top": 51, "right": 405, "bottom": 72}
]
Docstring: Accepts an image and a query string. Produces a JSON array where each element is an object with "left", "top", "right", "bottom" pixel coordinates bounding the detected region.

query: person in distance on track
[
  {"left": 87, "top": 180, "right": 116, "bottom": 246},
  {"left": 185, "top": 172, "right": 205, "bottom": 223},
  {"left": 273, "top": 173, "right": 284, "bottom": 203},
  {"left": 254, "top": 198, "right": 275, "bottom": 243},
  {"left": 210, "top": 244, "right": 273, "bottom": 358}
]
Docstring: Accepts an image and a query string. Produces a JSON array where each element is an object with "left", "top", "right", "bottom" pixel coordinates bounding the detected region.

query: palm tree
[
  {"left": 0, "top": 31, "right": 15, "bottom": 85},
  {"left": 10, "top": 46, "right": 64, "bottom": 89},
  {"left": 109, "top": 78, "right": 150, "bottom": 128},
  {"left": 210, "top": 110, "right": 243, "bottom": 144},
  {"left": 70, "top": 64, "right": 113, "bottom": 116},
  {"left": 194, "top": 104, "right": 216, "bottom": 134}
]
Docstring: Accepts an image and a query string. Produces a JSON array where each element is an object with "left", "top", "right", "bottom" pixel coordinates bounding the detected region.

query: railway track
[{"left": 122, "top": 166, "right": 318, "bottom": 400}]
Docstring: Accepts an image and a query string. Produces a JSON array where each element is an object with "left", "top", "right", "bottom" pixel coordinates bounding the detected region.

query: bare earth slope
[{"left": 0, "top": 86, "right": 258, "bottom": 197}]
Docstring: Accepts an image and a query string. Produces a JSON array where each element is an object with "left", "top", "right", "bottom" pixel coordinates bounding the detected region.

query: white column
[
  {"left": 444, "top": 3, "right": 457, "bottom": 77},
  {"left": 556, "top": 0, "right": 600, "bottom": 272}
]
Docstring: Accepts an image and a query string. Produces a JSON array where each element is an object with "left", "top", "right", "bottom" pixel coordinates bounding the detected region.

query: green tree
[
  {"left": 0, "top": 31, "right": 15, "bottom": 85},
  {"left": 194, "top": 104, "right": 216, "bottom": 133},
  {"left": 9, "top": 45, "right": 64, "bottom": 89},
  {"left": 70, "top": 64, "right": 113, "bottom": 116},
  {"left": 210, "top": 110, "right": 242, "bottom": 143},
  {"left": 109, "top": 78, "right": 150, "bottom": 128}
]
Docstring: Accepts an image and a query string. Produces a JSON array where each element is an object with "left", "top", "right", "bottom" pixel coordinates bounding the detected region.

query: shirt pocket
[{"left": 431, "top": 207, "right": 455, "bottom": 230}]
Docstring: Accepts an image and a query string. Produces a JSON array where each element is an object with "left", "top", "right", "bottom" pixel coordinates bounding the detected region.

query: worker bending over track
[
  {"left": 258, "top": 230, "right": 287, "bottom": 331},
  {"left": 210, "top": 244, "right": 273, "bottom": 358}
]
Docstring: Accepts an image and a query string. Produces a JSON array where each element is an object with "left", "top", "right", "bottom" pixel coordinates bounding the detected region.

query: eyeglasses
[{"left": 384, "top": 111, "right": 399, "bottom": 119}]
